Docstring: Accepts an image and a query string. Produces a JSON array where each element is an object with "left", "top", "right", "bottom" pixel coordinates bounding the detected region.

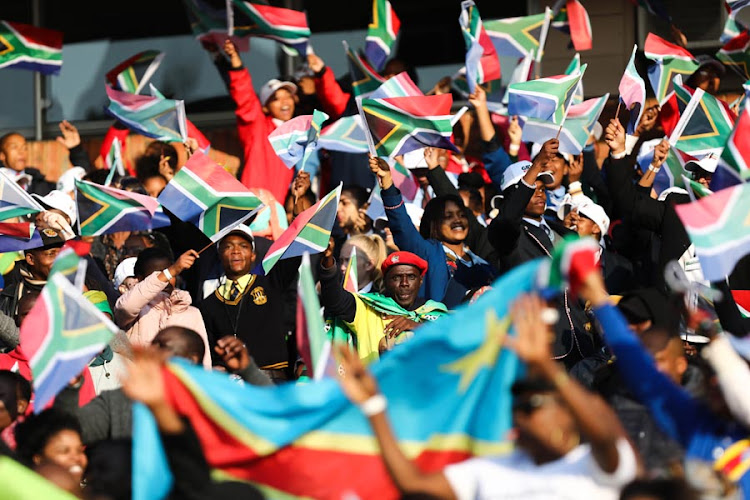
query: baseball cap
[
  {"left": 113, "top": 257, "right": 137, "bottom": 289},
  {"left": 685, "top": 152, "right": 719, "bottom": 174},
  {"left": 500, "top": 161, "right": 554, "bottom": 191},
  {"left": 381, "top": 251, "right": 428, "bottom": 277},
  {"left": 56, "top": 167, "right": 86, "bottom": 194},
  {"left": 220, "top": 224, "right": 255, "bottom": 250},
  {"left": 35, "top": 228, "right": 65, "bottom": 250},
  {"left": 259, "top": 79, "right": 298, "bottom": 107},
  {"left": 577, "top": 201, "right": 610, "bottom": 237},
  {"left": 33, "top": 190, "right": 76, "bottom": 225}
]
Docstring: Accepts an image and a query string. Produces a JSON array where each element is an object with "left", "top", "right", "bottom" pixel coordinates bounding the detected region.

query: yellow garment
[
  {"left": 217, "top": 274, "right": 254, "bottom": 303},
  {"left": 344, "top": 295, "right": 410, "bottom": 365}
]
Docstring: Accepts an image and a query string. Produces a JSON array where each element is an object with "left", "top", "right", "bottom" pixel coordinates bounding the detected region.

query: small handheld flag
[
  {"left": 484, "top": 10, "right": 551, "bottom": 60},
  {"left": 228, "top": 0, "right": 311, "bottom": 55},
  {"left": 507, "top": 65, "right": 586, "bottom": 125},
  {"left": 668, "top": 86, "right": 736, "bottom": 158},
  {"left": 105, "top": 86, "right": 187, "bottom": 143},
  {"left": 318, "top": 115, "right": 370, "bottom": 154},
  {"left": 0, "top": 21, "right": 63, "bottom": 75},
  {"left": 644, "top": 33, "right": 699, "bottom": 104},
  {"left": 105, "top": 50, "right": 165, "bottom": 94},
  {"left": 717, "top": 31, "right": 750, "bottom": 80},
  {"left": 157, "top": 151, "right": 263, "bottom": 242},
  {"left": 104, "top": 137, "right": 125, "bottom": 186},
  {"left": 344, "top": 40, "right": 385, "bottom": 97},
  {"left": 20, "top": 273, "right": 118, "bottom": 412},
  {"left": 0, "top": 170, "right": 46, "bottom": 221},
  {"left": 365, "top": 0, "right": 400, "bottom": 72},
  {"left": 618, "top": 45, "right": 646, "bottom": 133},
  {"left": 262, "top": 185, "right": 341, "bottom": 274},
  {"left": 459, "top": 1, "right": 501, "bottom": 94},
  {"left": 343, "top": 247, "right": 359, "bottom": 293},
  {"left": 268, "top": 109, "right": 329, "bottom": 170},
  {"left": 296, "top": 253, "right": 335, "bottom": 380}
]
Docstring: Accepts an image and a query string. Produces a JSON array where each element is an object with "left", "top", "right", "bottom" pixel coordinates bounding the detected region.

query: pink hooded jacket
[{"left": 114, "top": 272, "right": 211, "bottom": 368}]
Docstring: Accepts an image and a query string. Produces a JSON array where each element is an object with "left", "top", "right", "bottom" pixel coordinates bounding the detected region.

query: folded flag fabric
[
  {"left": 507, "top": 65, "right": 586, "bottom": 124},
  {"left": 104, "top": 137, "right": 126, "bottom": 186},
  {"left": 644, "top": 33, "right": 699, "bottom": 104},
  {"left": 675, "top": 182, "right": 750, "bottom": 281},
  {"left": 522, "top": 93, "right": 608, "bottom": 156},
  {"left": 720, "top": 100, "right": 750, "bottom": 183},
  {"left": 0, "top": 230, "right": 45, "bottom": 254},
  {"left": 358, "top": 94, "right": 458, "bottom": 159},
  {"left": 262, "top": 185, "right": 341, "bottom": 274},
  {"left": 133, "top": 260, "right": 539, "bottom": 500},
  {"left": 371, "top": 71, "right": 422, "bottom": 99},
  {"left": 105, "top": 50, "right": 165, "bottom": 95},
  {"left": 182, "top": 0, "right": 248, "bottom": 50},
  {"left": 0, "top": 170, "right": 45, "bottom": 221},
  {"left": 669, "top": 86, "right": 736, "bottom": 157},
  {"left": 365, "top": 0, "right": 400, "bottom": 72},
  {"left": 268, "top": 109, "right": 329, "bottom": 170},
  {"left": 619, "top": 45, "right": 646, "bottom": 134},
  {"left": 718, "top": 30, "right": 750, "bottom": 80},
  {"left": 564, "top": 53, "right": 584, "bottom": 105},
  {"left": 229, "top": 0, "right": 311, "bottom": 55},
  {"left": 0, "top": 222, "right": 33, "bottom": 239},
  {"left": 0, "top": 21, "right": 62, "bottom": 75},
  {"left": 722, "top": 1, "right": 750, "bottom": 43},
  {"left": 459, "top": 1, "right": 502, "bottom": 94},
  {"left": 453, "top": 68, "right": 505, "bottom": 114},
  {"left": 19, "top": 273, "right": 118, "bottom": 412},
  {"left": 344, "top": 40, "right": 385, "bottom": 97},
  {"left": 297, "top": 253, "right": 334, "bottom": 380},
  {"left": 343, "top": 246, "right": 359, "bottom": 293},
  {"left": 318, "top": 115, "right": 370, "bottom": 154},
  {"left": 537, "top": 235, "right": 600, "bottom": 297},
  {"left": 158, "top": 151, "right": 263, "bottom": 242},
  {"left": 653, "top": 145, "right": 691, "bottom": 195},
  {"left": 105, "top": 86, "right": 187, "bottom": 143},
  {"left": 484, "top": 9, "right": 551, "bottom": 60},
  {"left": 76, "top": 179, "right": 171, "bottom": 236},
  {"left": 499, "top": 53, "right": 535, "bottom": 107},
  {"left": 49, "top": 242, "right": 89, "bottom": 291}
]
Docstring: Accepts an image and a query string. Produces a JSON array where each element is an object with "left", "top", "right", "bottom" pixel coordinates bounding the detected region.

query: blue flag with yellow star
[{"left": 133, "top": 260, "right": 540, "bottom": 499}]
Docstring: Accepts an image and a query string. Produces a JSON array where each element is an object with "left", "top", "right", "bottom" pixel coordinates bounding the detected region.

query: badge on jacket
[{"left": 250, "top": 286, "right": 267, "bottom": 305}]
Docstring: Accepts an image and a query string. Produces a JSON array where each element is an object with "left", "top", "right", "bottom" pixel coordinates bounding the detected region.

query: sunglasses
[{"left": 512, "top": 394, "right": 557, "bottom": 415}]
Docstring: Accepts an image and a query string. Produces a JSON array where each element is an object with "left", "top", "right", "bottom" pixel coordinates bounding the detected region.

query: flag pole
[{"left": 615, "top": 101, "right": 622, "bottom": 120}]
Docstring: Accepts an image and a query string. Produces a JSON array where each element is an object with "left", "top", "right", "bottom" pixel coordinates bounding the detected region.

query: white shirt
[{"left": 444, "top": 438, "right": 637, "bottom": 500}]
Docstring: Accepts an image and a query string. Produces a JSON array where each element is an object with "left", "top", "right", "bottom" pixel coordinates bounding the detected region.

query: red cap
[{"left": 381, "top": 251, "right": 428, "bottom": 277}]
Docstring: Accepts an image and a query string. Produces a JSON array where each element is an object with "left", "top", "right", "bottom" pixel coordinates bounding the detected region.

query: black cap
[
  {"left": 35, "top": 228, "right": 65, "bottom": 250},
  {"left": 458, "top": 172, "right": 485, "bottom": 190}
]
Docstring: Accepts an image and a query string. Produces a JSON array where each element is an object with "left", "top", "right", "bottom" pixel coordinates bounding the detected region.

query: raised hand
[
  {"left": 168, "top": 249, "right": 200, "bottom": 278},
  {"left": 568, "top": 153, "right": 584, "bottom": 183},
  {"left": 506, "top": 294, "right": 554, "bottom": 367},
  {"left": 467, "top": 85, "right": 487, "bottom": 110},
  {"left": 223, "top": 39, "right": 242, "bottom": 69},
  {"left": 307, "top": 53, "right": 325, "bottom": 73},
  {"left": 56, "top": 120, "right": 81, "bottom": 150},
  {"left": 120, "top": 347, "right": 169, "bottom": 409},
  {"left": 184, "top": 137, "right": 199, "bottom": 159},
  {"left": 292, "top": 171, "right": 311, "bottom": 199},
  {"left": 423, "top": 147, "right": 442, "bottom": 170},
  {"left": 604, "top": 119, "right": 625, "bottom": 156},
  {"left": 215, "top": 335, "right": 250, "bottom": 372},
  {"left": 508, "top": 116, "right": 523, "bottom": 147},
  {"left": 651, "top": 139, "right": 669, "bottom": 169},
  {"left": 636, "top": 105, "right": 659, "bottom": 136},
  {"left": 533, "top": 138, "right": 560, "bottom": 170},
  {"left": 368, "top": 155, "right": 393, "bottom": 189},
  {"left": 337, "top": 344, "right": 379, "bottom": 404}
]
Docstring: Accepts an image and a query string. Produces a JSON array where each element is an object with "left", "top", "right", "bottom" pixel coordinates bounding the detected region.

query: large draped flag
[
  {"left": 19, "top": 273, "right": 118, "bottom": 412},
  {"left": 675, "top": 182, "right": 750, "bottom": 281},
  {"left": 565, "top": 53, "right": 584, "bottom": 105},
  {"left": 358, "top": 94, "right": 458, "bottom": 159},
  {"left": 459, "top": 1, "right": 502, "bottom": 93},
  {"left": 669, "top": 86, "right": 736, "bottom": 157},
  {"left": 157, "top": 151, "right": 263, "bottom": 242},
  {"left": 229, "top": 0, "right": 311, "bottom": 55},
  {"left": 0, "top": 170, "right": 45, "bottom": 221},
  {"left": 365, "top": 0, "right": 400, "bottom": 72},
  {"left": 75, "top": 180, "right": 171, "bottom": 236},
  {"left": 268, "top": 109, "right": 329, "bottom": 170},
  {"left": 105, "top": 86, "right": 187, "bottom": 143},
  {"left": 344, "top": 40, "right": 385, "bottom": 97},
  {"left": 522, "top": 93, "right": 608, "bottom": 156},
  {"left": 105, "top": 50, "right": 165, "bottom": 95},
  {"left": 618, "top": 45, "right": 646, "bottom": 133},
  {"left": 261, "top": 184, "right": 341, "bottom": 274},
  {"left": 297, "top": 253, "right": 334, "bottom": 381},
  {"left": 644, "top": 33, "right": 699, "bottom": 104},
  {"left": 719, "top": 100, "right": 750, "bottom": 184},
  {"left": 484, "top": 9, "right": 552, "bottom": 60},
  {"left": 718, "top": 31, "right": 750, "bottom": 80},
  {"left": 133, "top": 260, "right": 539, "bottom": 500},
  {"left": 0, "top": 21, "right": 62, "bottom": 75},
  {"left": 318, "top": 115, "right": 370, "bottom": 154},
  {"left": 507, "top": 65, "right": 586, "bottom": 124}
]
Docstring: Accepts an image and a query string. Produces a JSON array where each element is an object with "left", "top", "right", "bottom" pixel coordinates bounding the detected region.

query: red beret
[{"left": 381, "top": 251, "right": 428, "bottom": 277}]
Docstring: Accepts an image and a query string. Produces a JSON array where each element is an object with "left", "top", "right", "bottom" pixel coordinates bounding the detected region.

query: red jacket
[
  {"left": 314, "top": 67, "right": 351, "bottom": 121},
  {"left": 229, "top": 68, "right": 295, "bottom": 203}
]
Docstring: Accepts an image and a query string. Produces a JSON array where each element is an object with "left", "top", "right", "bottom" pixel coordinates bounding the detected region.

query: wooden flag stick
[
  {"left": 197, "top": 239, "right": 215, "bottom": 255},
  {"left": 555, "top": 124, "right": 563, "bottom": 140},
  {"left": 615, "top": 101, "right": 622, "bottom": 120}
]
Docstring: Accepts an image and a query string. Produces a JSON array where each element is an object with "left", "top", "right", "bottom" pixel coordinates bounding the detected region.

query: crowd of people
[{"left": 0, "top": 7, "right": 750, "bottom": 500}]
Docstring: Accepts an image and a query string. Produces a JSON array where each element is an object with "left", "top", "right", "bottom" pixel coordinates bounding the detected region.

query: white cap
[
  {"left": 555, "top": 193, "right": 594, "bottom": 221},
  {"left": 33, "top": 190, "right": 76, "bottom": 225},
  {"left": 685, "top": 152, "right": 719, "bottom": 174},
  {"left": 220, "top": 224, "right": 255, "bottom": 250},
  {"left": 57, "top": 167, "right": 86, "bottom": 194},
  {"left": 259, "top": 79, "right": 297, "bottom": 106},
  {"left": 500, "top": 161, "right": 554, "bottom": 191},
  {"left": 114, "top": 257, "right": 137, "bottom": 288},
  {"left": 577, "top": 201, "right": 610, "bottom": 237}
]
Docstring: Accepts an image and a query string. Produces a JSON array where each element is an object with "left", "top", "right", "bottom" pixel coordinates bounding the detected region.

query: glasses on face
[{"left": 512, "top": 394, "right": 557, "bottom": 415}]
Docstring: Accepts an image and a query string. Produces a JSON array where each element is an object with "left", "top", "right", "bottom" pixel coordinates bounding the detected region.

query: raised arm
[
  {"left": 309, "top": 54, "right": 351, "bottom": 120},
  {"left": 637, "top": 139, "right": 669, "bottom": 190},
  {"left": 319, "top": 242, "right": 357, "bottom": 323},
  {"left": 224, "top": 39, "right": 265, "bottom": 127},
  {"left": 336, "top": 345, "right": 456, "bottom": 499},
  {"left": 57, "top": 120, "right": 93, "bottom": 172}
]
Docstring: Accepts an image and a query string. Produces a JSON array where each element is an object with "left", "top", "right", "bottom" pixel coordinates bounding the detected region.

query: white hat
[
  {"left": 259, "top": 79, "right": 297, "bottom": 106},
  {"left": 577, "top": 201, "right": 610, "bottom": 237},
  {"left": 219, "top": 224, "right": 255, "bottom": 250},
  {"left": 685, "top": 152, "right": 719, "bottom": 174},
  {"left": 57, "top": 167, "right": 86, "bottom": 194},
  {"left": 555, "top": 193, "right": 594, "bottom": 221},
  {"left": 500, "top": 161, "right": 554, "bottom": 191},
  {"left": 33, "top": 190, "right": 76, "bottom": 225},
  {"left": 113, "top": 257, "right": 137, "bottom": 288}
]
